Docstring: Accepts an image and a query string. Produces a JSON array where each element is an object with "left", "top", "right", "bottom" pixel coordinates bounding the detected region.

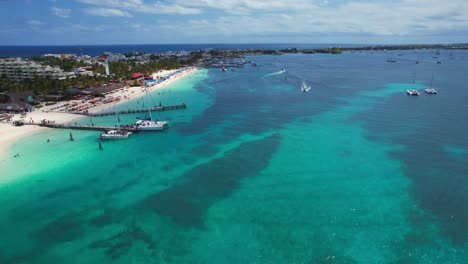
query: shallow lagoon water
[{"left": 0, "top": 51, "right": 467, "bottom": 263}]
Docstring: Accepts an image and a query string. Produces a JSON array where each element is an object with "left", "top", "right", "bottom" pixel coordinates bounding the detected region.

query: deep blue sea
[
  {"left": 0, "top": 43, "right": 364, "bottom": 57},
  {"left": 0, "top": 48, "right": 467, "bottom": 263}
]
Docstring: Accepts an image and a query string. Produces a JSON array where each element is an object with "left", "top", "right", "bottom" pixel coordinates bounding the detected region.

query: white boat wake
[
  {"left": 301, "top": 80, "right": 311, "bottom": 92},
  {"left": 265, "top": 68, "right": 286, "bottom": 77}
]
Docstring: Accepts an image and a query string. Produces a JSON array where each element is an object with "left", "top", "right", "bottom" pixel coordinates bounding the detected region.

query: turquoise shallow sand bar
[{"left": 1, "top": 50, "right": 467, "bottom": 263}]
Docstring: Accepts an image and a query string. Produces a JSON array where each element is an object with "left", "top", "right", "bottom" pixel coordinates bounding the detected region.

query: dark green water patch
[
  {"left": 104, "top": 172, "right": 145, "bottom": 196},
  {"left": 89, "top": 224, "right": 157, "bottom": 260},
  {"left": 89, "top": 207, "right": 128, "bottom": 227},
  {"left": 191, "top": 144, "right": 219, "bottom": 157},
  {"left": 355, "top": 85, "right": 468, "bottom": 245},
  {"left": 1, "top": 249, "right": 42, "bottom": 264},
  {"left": 33, "top": 212, "right": 85, "bottom": 243},
  {"left": 141, "top": 133, "right": 280, "bottom": 228},
  {"left": 41, "top": 184, "right": 83, "bottom": 199},
  {"left": 41, "top": 176, "right": 100, "bottom": 200}
]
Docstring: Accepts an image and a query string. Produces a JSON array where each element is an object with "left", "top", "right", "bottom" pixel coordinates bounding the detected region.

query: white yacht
[
  {"left": 407, "top": 89, "right": 420, "bottom": 96},
  {"left": 135, "top": 119, "right": 167, "bottom": 131},
  {"left": 100, "top": 130, "right": 132, "bottom": 140},
  {"left": 424, "top": 88, "right": 437, "bottom": 94},
  {"left": 135, "top": 81, "right": 169, "bottom": 131}
]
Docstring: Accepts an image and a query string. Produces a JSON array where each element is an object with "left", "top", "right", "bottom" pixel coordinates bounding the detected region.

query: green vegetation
[
  {"left": 31, "top": 56, "right": 89, "bottom": 71},
  {"left": 107, "top": 58, "right": 181, "bottom": 80},
  {"left": 0, "top": 74, "right": 109, "bottom": 95},
  {"left": 0, "top": 51, "right": 202, "bottom": 96}
]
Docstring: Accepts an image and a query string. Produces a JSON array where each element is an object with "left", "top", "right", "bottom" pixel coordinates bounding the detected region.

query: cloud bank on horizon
[{"left": 1, "top": 0, "right": 467, "bottom": 45}]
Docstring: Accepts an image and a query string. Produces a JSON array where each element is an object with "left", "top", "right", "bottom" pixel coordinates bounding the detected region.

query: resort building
[{"left": 0, "top": 58, "right": 76, "bottom": 81}]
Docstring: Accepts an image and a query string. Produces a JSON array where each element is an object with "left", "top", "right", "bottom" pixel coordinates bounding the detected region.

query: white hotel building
[{"left": 0, "top": 58, "right": 75, "bottom": 81}]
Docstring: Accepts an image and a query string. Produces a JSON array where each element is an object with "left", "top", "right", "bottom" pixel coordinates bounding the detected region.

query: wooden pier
[
  {"left": 74, "top": 103, "right": 187, "bottom": 117},
  {"left": 34, "top": 123, "right": 139, "bottom": 132}
]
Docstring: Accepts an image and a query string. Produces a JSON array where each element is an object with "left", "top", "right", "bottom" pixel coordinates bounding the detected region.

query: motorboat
[
  {"left": 135, "top": 119, "right": 167, "bottom": 131},
  {"left": 407, "top": 89, "right": 420, "bottom": 96},
  {"left": 100, "top": 130, "right": 132, "bottom": 139},
  {"left": 301, "top": 80, "right": 311, "bottom": 92}
]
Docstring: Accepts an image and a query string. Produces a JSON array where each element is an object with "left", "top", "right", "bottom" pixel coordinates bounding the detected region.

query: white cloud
[
  {"left": 70, "top": 24, "right": 107, "bottom": 31},
  {"left": 26, "top": 20, "right": 45, "bottom": 31},
  {"left": 182, "top": 0, "right": 319, "bottom": 14},
  {"left": 151, "top": 0, "right": 468, "bottom": 37},
  {"left": 51, "top": 7, "right": 71, "bottom": 18},
  {"left": 84, "top": 8, "right": 133, "bottom": 17},
  {"left": 143, "top": 4, "right": 200, "bottom": 15},
  {"left": 78, "top": 0, "right": 144, "bottom": 8},
  {"left": 77, "top": 0, "right": 200, "bottom": 15},
  {"left": 73, "top": 0, "right": 468, "bottom": 42},
  {"left": 27, "top": 20, "right": 45, "bottom": 26}
]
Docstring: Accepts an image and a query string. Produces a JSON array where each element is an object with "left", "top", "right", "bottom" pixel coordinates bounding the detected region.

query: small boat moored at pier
[
  {"left": 100, "top": 130, "right": 132, "bottom": 139},
  {"left": 135, "top": 119, "right": 167, "bottom": 131}
]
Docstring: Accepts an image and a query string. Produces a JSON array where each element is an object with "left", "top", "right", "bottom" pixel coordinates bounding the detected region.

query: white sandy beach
[{"left": 0, "top": 67, "right": 197, "bottom": 160}]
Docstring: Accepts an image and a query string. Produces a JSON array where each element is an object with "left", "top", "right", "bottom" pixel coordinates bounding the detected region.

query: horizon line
[{"left": 1, "top": 42, "right": 467, "bottom": 47}]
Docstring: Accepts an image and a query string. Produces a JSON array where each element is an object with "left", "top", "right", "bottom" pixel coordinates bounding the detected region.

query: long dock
[
  {"left": 74, "top": 103, "right": 187, "bottom": 117},
  {"left": 32, "top": 123, "right": 139, "bottom": 132}
]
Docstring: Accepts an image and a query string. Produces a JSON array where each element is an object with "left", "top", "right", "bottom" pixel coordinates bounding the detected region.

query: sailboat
[
  {"left": 135, "top": 80, "right": 168, "bottom": 131},
  {"left": 101, "top": 107, "right": 132, "bottom": 139},
  {"left": 425, "top": 73, "right": 438, "bottom": 94},
  {"left": 301, "top": 80, "right": 311, "bottom": 93},
  {"left": 407, "top": 72, "right": 420, "bottom": 96}
]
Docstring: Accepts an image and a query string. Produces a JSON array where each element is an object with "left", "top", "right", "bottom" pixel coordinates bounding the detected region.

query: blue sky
[{"left": 1, "top": 0, "right": 467, "bottom": 45}]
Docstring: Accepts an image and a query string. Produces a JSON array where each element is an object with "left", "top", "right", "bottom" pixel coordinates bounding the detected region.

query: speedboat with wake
[{"left": 301, "top": 81, "right": 311, "bottom": 93}]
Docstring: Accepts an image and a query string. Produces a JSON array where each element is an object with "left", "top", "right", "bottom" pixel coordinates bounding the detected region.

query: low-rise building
[{"left": 0, "top": 58, "right": 76, "bottom": 81}]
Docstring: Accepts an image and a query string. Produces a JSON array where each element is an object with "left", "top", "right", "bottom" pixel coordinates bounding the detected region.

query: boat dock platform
[
  {"left": 74, "top": 103, "right": 187, "bottom": 117},
  {"left": 26, "top": 122, "right": 139, "bottom": 132}
]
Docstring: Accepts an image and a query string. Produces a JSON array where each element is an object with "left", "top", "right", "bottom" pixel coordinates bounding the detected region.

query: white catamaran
[
  {"left": 425, "top": 73, "right": 438, "bottom": 94},
  {"left": 135, "top": 80, "right": 168, "bottom": 131}
]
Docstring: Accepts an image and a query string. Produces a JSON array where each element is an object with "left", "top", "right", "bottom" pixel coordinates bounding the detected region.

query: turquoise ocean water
[{"left": 0, "top": 50, "right": 467, "bottom": 263}]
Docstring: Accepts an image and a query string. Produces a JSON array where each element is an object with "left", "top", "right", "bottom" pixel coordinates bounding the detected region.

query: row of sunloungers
[{"left": 0, "top": 113, "right": 14, "bottom": 122}]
